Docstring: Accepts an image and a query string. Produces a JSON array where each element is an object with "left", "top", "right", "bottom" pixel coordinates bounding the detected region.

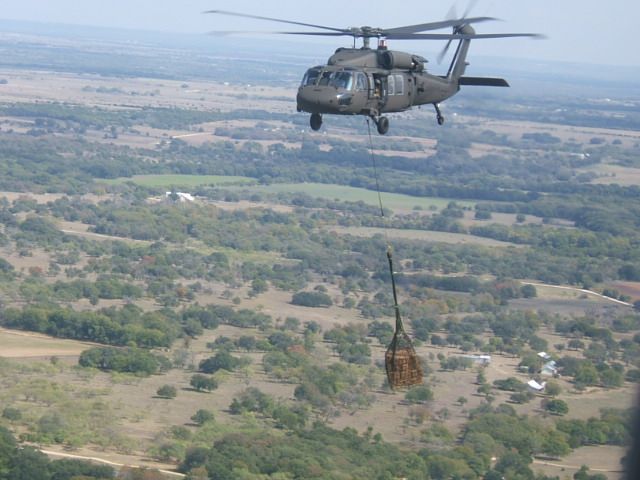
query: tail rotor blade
[
  {"left": 437, "top": 39, "right": 453, "bottom": 64},
  {"left": 462, "top": 0, "right": 479, "bottom": 20}
]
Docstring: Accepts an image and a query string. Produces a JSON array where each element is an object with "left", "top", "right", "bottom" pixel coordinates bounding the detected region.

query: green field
[
  {"left": 240, "top": 183, "right": 474, "bottom": 211},
  {"left": 102, "top": 174, "right": 255, "bottom": 188}
]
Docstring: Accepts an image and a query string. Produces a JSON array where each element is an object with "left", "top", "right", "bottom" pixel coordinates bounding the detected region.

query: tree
[
  {"left": 236, "top": 335, "right": 257, "bottom": 351},
  {"left": 199, "top": 351, "right": 244, "bottom": 374},
  {"left": 282, "top": 317, "right": 300, "bottom": 331},
  {"left": 574, "top": 465, "right": 608, "bottom": 480},
  {"left": 49, "top": 458, "right": 115, "bottom": 480},
  {"left": 493, "top": 451, "right": 534, "bottom": 480},
  {"left": 493, "top": 377, "right": 527, "bottom": 392},
  {"left": 156, "top": 385, "right": 177, "bottom": 399},
  {"left": 599, "top": 367, "right": 624, "bottom": 388},
  {"left": 2, "top": 407, "right": 21, "bottom": 421},
  {"left": 250, "top": 278, "right": 268, "bottom": 297},
  {"left": 520, "top": 284, "right": 537, "bottom": 298},
  {"left": 405, "top": 385, "right": 434, "bottom": 404},
  {"left": 568, "top": 339, "right": 585, "bottom": 351},
  {"left": 544, "top": 399, "right": 569, "bottom": 416},
  {"left": 545, "top": 381, "right": 562, "bottom": 397},
  {"left": 190, "top": 374, "right": 218, "bottom": 392},
  {"left": 9, "top": 446, "right": 50, "bottom": 480},
  {"left": 541, "top": 430, "right": 571, "bottom": 458},
  {"left": 0, "top": 426, "right": 17, "bottom": 478},
  {"left": 477, "top": 383, "right": 492, "bottom": 396},
  {"left": 510, "top": 392, "right": 534, "bottom": 404},
  {"left": 191, "top": 409, "right": 215, "bottom": 426},
  {"left": 574, "top": 363, "right": 599, "bottom": 388}
]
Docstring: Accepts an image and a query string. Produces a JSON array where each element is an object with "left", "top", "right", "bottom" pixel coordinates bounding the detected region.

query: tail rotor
[{"left": 437, "top": 0, "right": 478, "bottom": 64}]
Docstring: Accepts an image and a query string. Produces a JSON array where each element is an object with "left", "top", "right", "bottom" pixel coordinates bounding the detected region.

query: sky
[{"left": 0, "top": 0, "right": 638, "bottom": 67}]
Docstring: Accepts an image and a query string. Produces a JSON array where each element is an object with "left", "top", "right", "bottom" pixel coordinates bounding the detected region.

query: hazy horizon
[{"left": 0, "top": 0, "right": 638, "bottom": 68}]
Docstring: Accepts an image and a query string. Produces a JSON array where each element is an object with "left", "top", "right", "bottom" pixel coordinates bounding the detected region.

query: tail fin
[{"left": 447, "top": 25, "right": 475, "bottom": 82}]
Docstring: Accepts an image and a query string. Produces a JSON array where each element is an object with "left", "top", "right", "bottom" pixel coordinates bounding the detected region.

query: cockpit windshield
[
  {"left": 301, "top": 69, "right": 354, "bottom": 90},
  {"left": 301, "top": 68, "right": 321, "bottom": 87},
  {"left": 329, "top": 72, "right": 353, "bottom": 90}
]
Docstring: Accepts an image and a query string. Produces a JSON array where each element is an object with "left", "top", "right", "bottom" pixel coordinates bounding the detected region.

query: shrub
[{"left": 156, "top": 385, "right": 177, "bottom": 399}]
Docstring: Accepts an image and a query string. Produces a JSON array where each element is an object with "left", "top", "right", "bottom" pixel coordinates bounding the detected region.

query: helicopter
[{"left": 205, "top": 9, "right": 541, "bottom": 135}]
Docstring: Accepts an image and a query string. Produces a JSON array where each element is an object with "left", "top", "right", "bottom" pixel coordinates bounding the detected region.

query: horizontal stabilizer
[{"left": 459, "top": 77, "right": 509, "bottom": 87}]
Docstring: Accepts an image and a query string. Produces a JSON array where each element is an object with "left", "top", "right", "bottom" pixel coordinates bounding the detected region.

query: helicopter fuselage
[
  {"left": 296, "top": 47, "right": 458, "bottom": 120},
  {"left": 294, "top": 24, "right": 511, "bottom": 134},
  {"left": 297, "top": 49, "right": 459, "bottom": 116}
]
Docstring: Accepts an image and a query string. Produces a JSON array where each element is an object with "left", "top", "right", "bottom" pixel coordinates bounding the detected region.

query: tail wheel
[
  {"left": 377, "top": 116, "right": 390, "bottom": 135},
  {"left": 310, "top": 113, "right": 323, "bottom": 131}
]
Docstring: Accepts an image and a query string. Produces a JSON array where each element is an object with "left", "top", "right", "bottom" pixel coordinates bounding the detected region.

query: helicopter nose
[{"left": 297, "top": 86, "right": 345, "bottom": 114}]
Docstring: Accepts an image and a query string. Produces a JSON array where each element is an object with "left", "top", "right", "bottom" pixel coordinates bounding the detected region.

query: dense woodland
[{"left": 0, "top": 24, "right": 638, "bottom": 480}]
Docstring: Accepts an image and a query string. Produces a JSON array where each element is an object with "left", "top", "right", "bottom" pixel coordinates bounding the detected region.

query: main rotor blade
[
  {"left": 203, "top": 9, "right": 347, "bottom": 33},
  {"left": 385, "top": 16, "right": 497, "bottom": 35},
  {"left": 277, "top": 31, "right": 350, "bottom": 37},
  {"left": 386, "top": 32, "right": 545, "bottom": 40},
  {"left": 207, "top": 30, "right": 292, "bottom": 36}
]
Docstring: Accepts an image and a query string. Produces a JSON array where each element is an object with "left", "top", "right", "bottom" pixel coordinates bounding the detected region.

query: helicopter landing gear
[
  {"left": 310, "top": 113, "right": 323, "bottom": 131},
  {"left": 434, "top": 103, "right": 445, "bottom": 125},
  {"left": 370, "top": 115, "right": 390, "bottom": 135}
]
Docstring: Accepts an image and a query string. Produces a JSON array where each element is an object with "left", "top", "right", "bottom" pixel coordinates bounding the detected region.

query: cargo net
[
  {"left": 385, "top": 327, "right": 423, "bottom": 389},
  {"left": 383, "top": 249, "right": 423, "bottom": 389}
]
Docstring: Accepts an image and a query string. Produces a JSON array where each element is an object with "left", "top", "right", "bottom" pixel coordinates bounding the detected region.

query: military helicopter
[{"left": 205, "top": 9, "right": 541, "bottom": 135}]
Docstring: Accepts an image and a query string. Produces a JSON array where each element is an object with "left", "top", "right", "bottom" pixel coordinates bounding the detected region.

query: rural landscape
[{"left": 0, "top": 17, "right": 639, "bottom": 480}]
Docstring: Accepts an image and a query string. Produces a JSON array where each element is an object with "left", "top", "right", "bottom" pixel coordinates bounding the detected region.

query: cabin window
[
  {"left": 394, "top": 75, "right": 404, "bottom": 95},
  {"left": 302, "top": 68, "right": 321, "bottom": 86},
  {"left": 355, "top": 73, "right": 367, "bottom": 91},
  {"left": 387, "top": 75, "right": 395, "bottom": 96}
]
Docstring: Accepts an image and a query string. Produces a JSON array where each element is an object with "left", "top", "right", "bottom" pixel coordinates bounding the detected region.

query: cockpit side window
[
  {"left": 302, "top": 69, "right": 321, "bottom": 86},
  {"left": 355, "top": 73, "right": 367, "bottom": 91}
]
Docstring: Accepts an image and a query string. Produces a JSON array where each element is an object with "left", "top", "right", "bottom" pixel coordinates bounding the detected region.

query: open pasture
[
  {"left": 241, "top": 182, "right": 474, "bottom": 212},
  {"left": 0, "top": 328, "right": 91, "bottom": 359},
  {"left": 330, "top": 225, "right": 520, "bottom": 247},
  {"left": 102, "top": 174, "right": 254, "bottom": 189}
]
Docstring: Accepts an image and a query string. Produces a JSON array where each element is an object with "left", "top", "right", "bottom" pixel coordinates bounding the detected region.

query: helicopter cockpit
[
  {"left": 301, "top": 68, "right": 364, "bottom": 91},
  {"left": 297, "top": 67, "right": 376, "bottom": 129}
]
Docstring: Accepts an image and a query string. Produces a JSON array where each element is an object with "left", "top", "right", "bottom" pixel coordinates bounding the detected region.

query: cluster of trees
[
  {"left": 78, "top": 347, "right": 169, "bottom": 376},
  {"left": 0, "top": 425, "right": 115, "bottom": 480},
  {"left": 556, "top": 409, "right": 632, "bottom": 448},
  {"left": 324, "top": 324, "right": 372, "bottom": 365},
  {"left": 18, "top": 277, "right": 144, "bottom": 304},
  {"left": 291, "top": 290, "right": 333, "bottom": 308},
  {"left": 557, "top": 355, "right": 625, "bottom": 389},
  {"left": 0, "top": 304, "right": 180, "bottom": 348},
  {"left": 199, "top": 351, "right": 249, "bottom": 374},
  {"left": 229, "top": 387, "right": 309, "bottom": 430},
  {"left": 177, "top": 413, "right": 573, "bottom": 480}
]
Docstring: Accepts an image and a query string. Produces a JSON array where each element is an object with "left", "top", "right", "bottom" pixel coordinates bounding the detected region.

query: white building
[
  {"left": 527, "top": 379, "right": 546, "bottom": 392},
  {"left": 165, "top": 192, "right": 195, "bottom": 203}
]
